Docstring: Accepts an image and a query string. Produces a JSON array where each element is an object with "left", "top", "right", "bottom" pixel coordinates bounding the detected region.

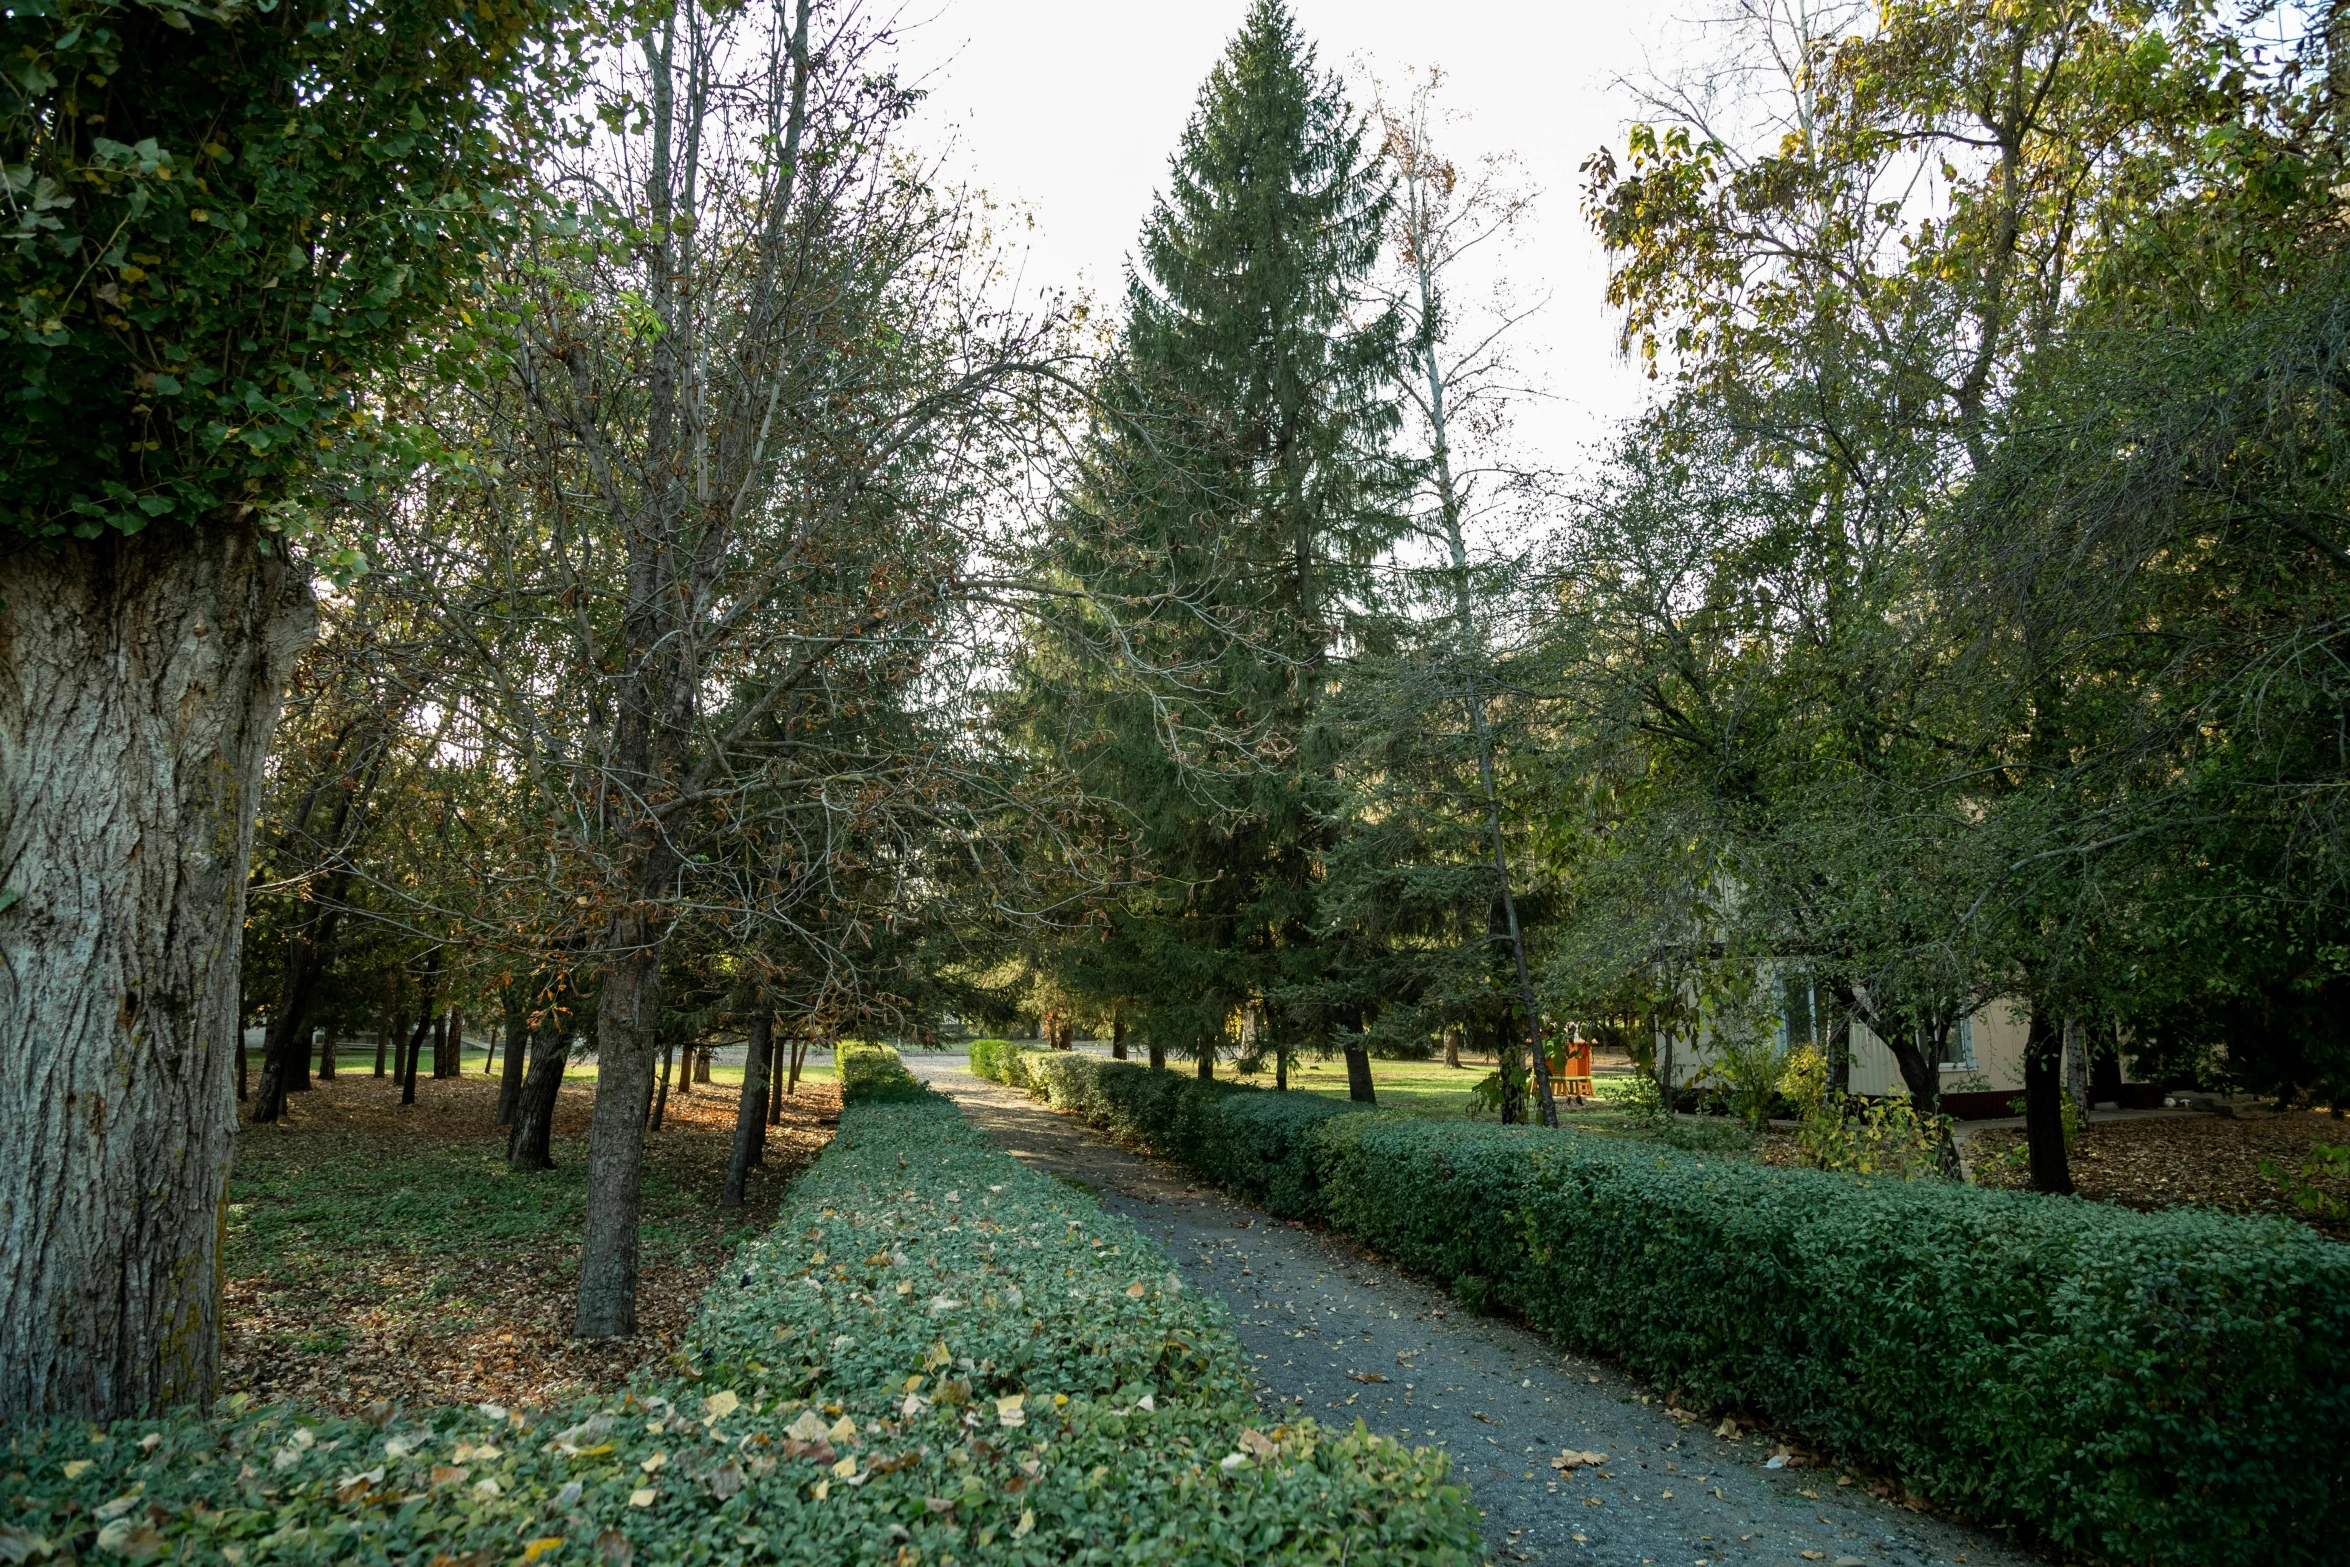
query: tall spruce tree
[{"left": 1019, "top": 0, "right": 1405, "bottom": 1089}]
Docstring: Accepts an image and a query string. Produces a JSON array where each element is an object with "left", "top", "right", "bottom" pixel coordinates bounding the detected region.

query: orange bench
[{"left": 1549, "top": 1038, "right": 1594, "bottom": 1099}]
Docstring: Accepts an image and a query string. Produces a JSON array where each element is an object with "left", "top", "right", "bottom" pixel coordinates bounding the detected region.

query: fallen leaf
[
  {"left": 1348, "top": 1372, "right": 1387, "bottom": 1384},
  {"left": 703, "top": 1391, "right": 739, "bottom": 1421},
  {"left": 1802, "top": 1555, "right": 1826, "bottom": 1563},
  {"left": 996, "top": 1394, "right": 1026, "bottom": 1428},
  {"left": 627, "top": 1488, "right": 656, "bottom": 1508},
  {"left": 522, "top": 1538, "right": 565, "bottom": 1561},
  {"left": 594, "top": 1530, "right": 632, "bottom": 1567},
  {"left": 1550, "top": 1450, "right": 1609, "bottom": 1471},
  {"left": 1011, "top": 1506, "right": 1035, "bottom": 1539},
  {"left": 1124, "top": 1282, "right": 1146, "bottom": 1298},
  {"left": 638, "top": 1453, "right": 666, "bottom": 1474},
  {"left": 1239, "top": 1427, "right": 1277, "bottom": 1459}
]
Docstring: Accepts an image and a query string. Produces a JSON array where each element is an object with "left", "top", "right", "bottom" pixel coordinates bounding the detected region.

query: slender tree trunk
[
  {"left": 431, "top": 1010, "right": 450, "bottom": 1079},
  {"left": 576, "top": 917, "right": 663, "bottom": 1338},
  {"left": 1343, "top": 1044, "right": 1376, "bottom": 1104},
  {"left": 786, "top": 1034, "right": 807, "bottom": 1097},
  {"left": 770, "top": 1030, "right": 788, "bottom": 1115},
  {"left": 507, "top": 1017, "right": 569, "bottom": 1173},
  {"left": 692, "top": 1045, "right": 712, "bottom": 1085},
  {"left": 317, "top": 1028, "right": 335, "bottom": 1082},
  {"left": 496, "top": 982, "right": 531, "bottom": 1126},
  {"left": 1826, "top": 1006, "right": 1852, "bottom": 1095},
  {"left": 723, "top": 1009, "right": 774, "bottom": 1208},
  {"left": 2062, "top": 1017, "right": 2091, "bottom": 1115},
  {"left": 0, "top": 525, "right": 314, "bottom": 1419},
  {"left": 1443, "top": 1025, "right": 1461, "bottom": 1069},
  {"left": 1196, "top": 1040, "right": 1213, "bottom": 1080},
  {"left": 1149, "top": 1038, "right": 1165, "bottom": 1071},
  {"left": 649, "top": 1037, "right": 675, "bottom": 1132},
  {"left": 2022, "top": 1009, "right": 2074, "bottom": 1194},
  {"left": 238, "top": 1031, "right": 249, "bottom": 1100},
  {"left": 375, "top": 1015, "right": 393, "bottom": 1078},
  {"left": 1276, "top": 1043, "right": 1288, "bottom": 1091},
  {"left": 401, "top": 1011, "right": 427, "bottom": 1105},
  {"left": 253, "top": 896, "right": 346, "bottom": 1121},
  {"left": 1111, "top": 1014, "right": 1127, "bottom": 1060}
]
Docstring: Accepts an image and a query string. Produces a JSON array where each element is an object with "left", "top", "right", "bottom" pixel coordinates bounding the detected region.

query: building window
[
  {"left": 1780, "top": 974, "right": 1816, "bottom": 1050},
  {"left": 1939, "top": 1016, "right": 1976, "bottom": 1071}
]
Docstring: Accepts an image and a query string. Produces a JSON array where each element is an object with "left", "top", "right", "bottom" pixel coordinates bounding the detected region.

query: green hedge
[
  {"left": 835, "top": 1040, "right": 924, "bottom": 1103},
  {"left": 997, "top": 1051, "right": 2350, "bottom": 1567},
  {"left": 13, "top": 1091, "right": 1480, "bottom": 1567},
  {"left": 966, "top": 1038, "right": 1028, "bottom": 1086}
]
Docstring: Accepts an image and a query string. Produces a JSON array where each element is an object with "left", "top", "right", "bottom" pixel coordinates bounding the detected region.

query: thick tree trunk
[
  {"left": 506, "top": 1016, "right": 569, "bottom": 1172},
  {"left": 1196, "top": 1040, "right": 1213, "bottom": 1080},
  {"left": 1443, "top": 1025, "right": 1461, "bottom": 1069},
  {"left": 1343, "top": 1043, "right": 1377, "bottom": 1104},
  {"left": 1276, "top": 1044, "right": 1289, "bottom": 1091},
  {"left": 2022, "top": 1009, "right": 2074, "bottom": 1194},
  {"left": 723, "top": 1010, "right": 774, "bottom": 1208},
  {"left": 1148, "top": 1037, "right": 1165, "bottom": 1071},
  {"left": 576, "top": 927, "right": 662, "bottom": 1338},
  {"left": 0, "top": 525, "right": 314, "bottom": 1420},
  {"left": 496, "top": 982, "right": 530, "bottom": 1126},
  {"left": 692, "top": 1045, "right": 712, "bottom": 1085}
]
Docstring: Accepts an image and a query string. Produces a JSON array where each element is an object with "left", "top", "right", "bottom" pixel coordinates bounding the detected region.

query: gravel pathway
[{"left": 904, "top": 1057, "right": 2048, "bottom": 1567}]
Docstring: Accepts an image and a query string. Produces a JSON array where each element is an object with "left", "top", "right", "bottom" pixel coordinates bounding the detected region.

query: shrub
[
  {"left": 966, "top": 1038, "right": 1031, "bottom": 1086},
  {"left": 835, "top": 1040, "right": 924, "bottom": 1103},
  {"left": 17, "top": 1089, "right": 1481, "bottom": 1566},
  {"left": 1014, "top": 1054, "right": 2350, "bottom": 1567}
]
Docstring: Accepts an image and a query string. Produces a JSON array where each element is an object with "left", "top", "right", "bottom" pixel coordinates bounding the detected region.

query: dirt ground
[
  {"left": 220, "top": 1067, "right": 838, "bottom": 1415},
  {"left": 1967, "top": 1109, "right": 2350, "bottom": 1235}
]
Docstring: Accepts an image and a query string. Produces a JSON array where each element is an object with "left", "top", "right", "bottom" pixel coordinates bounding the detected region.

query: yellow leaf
[
  {"left": 1011, "top": 1506, "right": 1035, "bottom": 1539},
  {"left": 523, "top": 1538, "right": 566, "bottom": 1560},
  {"left": 627, "top": 1488, "right": 656, "bottom": 1508},
  {"left": 703, "top": 1391, "right": 739, "bottom": 1421},
  {"left": 1124, "top": 1282, "right": 1146, "bottom": 1298},
  {"left": 62, "top": 1461, "right": 92, "bottom": 1479},
  {"left": 810, "top": 1479, "right": 830, "bottom": 1502},
  {"left": 830, "top": 1456, "right": 857, "bottom": 1479},
  {"left": 639, "top": 1453, "right": 667, "bottom": 1473}
]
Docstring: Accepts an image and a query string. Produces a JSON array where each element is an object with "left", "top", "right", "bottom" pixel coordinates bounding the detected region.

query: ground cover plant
[
  {"left": 984, "top": 1047, "right": 2350, "bottom": 1567},
  {"left": 8, "top": 1086, "right": 1480, "bottom": 1566}
]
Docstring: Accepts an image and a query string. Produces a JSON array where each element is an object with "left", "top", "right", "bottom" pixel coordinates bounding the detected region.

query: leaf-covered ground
[
  {"left": 221, "top": 1067, "right": 840, "bottom": 1414},
  {"left": 1968, "top": 1109, "right": 2350, "bottom": 1235}
]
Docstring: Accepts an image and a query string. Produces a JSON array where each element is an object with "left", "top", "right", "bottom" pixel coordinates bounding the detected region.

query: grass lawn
[
  {"left": 1225, "top": 1053, "right": 1498, "bottom": 1116},
  {"left": 224, "top": 1065, "right": 838, "bottom": 1413}
]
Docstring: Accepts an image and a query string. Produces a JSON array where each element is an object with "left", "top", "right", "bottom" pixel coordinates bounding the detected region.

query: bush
[
  {"left": 15, "top": 1091, "right": 1481, "bottom": 1567},
  {"left": 835, "top": 1040, "right": 924, "bottom": 1103},
  {"left": 1011, "top": 1055, "right": 2350, "bottom": 1567},
  {"left": 966, "top": 1038, "right": 1031, "bottom": 1086}
]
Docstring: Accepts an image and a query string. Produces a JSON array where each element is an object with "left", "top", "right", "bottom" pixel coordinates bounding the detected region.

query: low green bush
[
  {"left": 13, "top": 1092, "right": 1480, "bottom": 1567},
  {"left": 965, "top": 1038, "right": 1030, "bottom": 1087},
  {"left": 1006, "top": 1054, "right": 2350, "bottom": 1567},
  {"left": 835, "top": 1040, "right": 924, "bottom": 1103}
]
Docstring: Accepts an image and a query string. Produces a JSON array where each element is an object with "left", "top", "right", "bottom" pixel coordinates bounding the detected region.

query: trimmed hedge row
[
  {"left": 985, "top": 1049, "right": 2350, "bottom": 1567},
  {"left": 12, "top": 1089, "right": 1480, "bottom": 1567},
  {"left": 834, "top": 1040, "right": 923, "bottom": 1103},
  {"left": 965, "top": 1039, "right": 1026, "bottom": 1083}
]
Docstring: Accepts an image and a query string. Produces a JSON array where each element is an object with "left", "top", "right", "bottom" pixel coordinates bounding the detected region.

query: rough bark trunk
[
  {"left": 1443, "top": 1025, "right": 1461, "bottom": 1069},
  {"left": 1196, "top": 1041, "right": 1213, "bottom": 1080},
  {"left": 0, "top": 524, "right": 314, "bottom": 1420},
  {"left": 496, "top": 982, "right": 530, "bottom": 1126},
  {"left": 2023, "top": 1009, "right": 2074, "bottom": 1195},
  {"left": 375, "top": 1015, "right": 391, "bottom": 1077},
  {"left": 1148, "top": 1038, "right": 1165, "bottom": 1071},
  {"left": 506, "top": 1016, "right": 568, "bottom": 1173},
  {"left": 576, "top": 926, "right": 662, "bottom": 1339},
  {"left": 1343, "top": 1043, "right": 1377, "bottom": 1104},
  {"left": 1276, "top": 1044, "right": 1288, "bottom": 1091},
  {"left": 1110, "top": 1015, "right": 1127, "bottom": 1060},
  {"left": 723, "top": 1009, "right": 773, "bottom": 1208},
  {"left": 2062, "top": 1017, "right": 2091, "bottom": 1114},
  {"left": 692, "top": 1045, "right": 712, "bottom": 1085}
]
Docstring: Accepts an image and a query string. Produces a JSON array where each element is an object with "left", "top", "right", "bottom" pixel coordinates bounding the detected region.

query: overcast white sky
[{"left": 893, "top": 0, "right": 1682, "bottom": 483}]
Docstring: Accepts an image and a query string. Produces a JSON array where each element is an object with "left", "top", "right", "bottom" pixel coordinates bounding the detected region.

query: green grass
[
  {"left": 1224, "top": 1054, "right": 1493, "bottom": 1116},
  {"left": 227, "top": 1135, "right": 750, "bottom": 1286}
]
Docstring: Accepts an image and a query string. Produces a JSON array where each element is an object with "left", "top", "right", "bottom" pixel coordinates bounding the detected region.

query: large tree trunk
[
  {"left": 2022, "top": 1008, "right": 2074, "bottom": 1194},
  {"left": 1343, "top": 1043, "right": 1377, "bottom": 1104},
  {"left": 1148, "top": 1037, "right": 1165, "bottom": 1071},
  {"left": 723, "top": 1009, "right": 774, "bottom": 1208},
  {"left": 0, "top": 525, "right": 313, "bottom": 1420},
  {"left": 496, "top": 981, "right": 531, "bottom": 1126},
  {"left": 576, "top": 922, "right": 662, "bottom": 1338},
  {"left": 1110, "top": 1014, "right": 1127, "bottom": 1060}
]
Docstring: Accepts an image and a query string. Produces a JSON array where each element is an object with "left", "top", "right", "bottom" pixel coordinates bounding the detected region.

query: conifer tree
[{"left": 1020, "top": 0, "right": 1405, "bottom": 1088}]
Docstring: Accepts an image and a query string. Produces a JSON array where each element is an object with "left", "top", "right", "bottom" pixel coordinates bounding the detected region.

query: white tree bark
[{"left": 0, "top": 526, "right": 312, "bottom": 1418}]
